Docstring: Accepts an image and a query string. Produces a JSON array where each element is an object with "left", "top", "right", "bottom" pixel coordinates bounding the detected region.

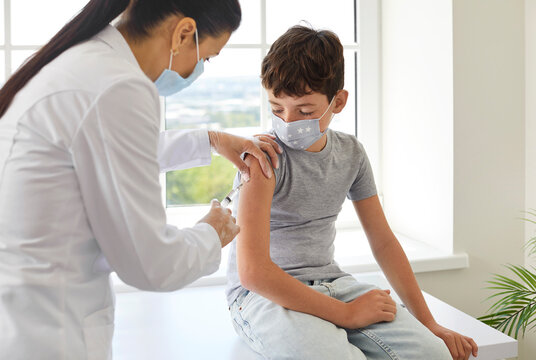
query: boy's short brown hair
[{"left": 261, "top": 25, "right": 344, "bottom": 101}]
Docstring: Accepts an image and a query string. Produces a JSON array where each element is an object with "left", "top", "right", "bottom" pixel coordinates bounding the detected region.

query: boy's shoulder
[{"left": 328, "top": 129, "right": 365, "bottom": 153}]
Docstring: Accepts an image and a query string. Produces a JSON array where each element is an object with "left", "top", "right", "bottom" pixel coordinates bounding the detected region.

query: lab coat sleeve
[
  {"left": 70, "top": 78, "right": 221, "bottom": 292},
  {"left": 158, "top": 129, "right": 212, "bottom": 172}
]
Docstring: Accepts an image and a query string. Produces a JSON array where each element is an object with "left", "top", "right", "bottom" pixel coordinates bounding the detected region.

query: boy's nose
[{"left": 282, "top": 113, "right": 300, "bottom": 123}]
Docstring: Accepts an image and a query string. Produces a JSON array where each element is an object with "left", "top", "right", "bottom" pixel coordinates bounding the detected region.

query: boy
[{"left": 225, "top": 25, "right": 477, "bottom": 360}]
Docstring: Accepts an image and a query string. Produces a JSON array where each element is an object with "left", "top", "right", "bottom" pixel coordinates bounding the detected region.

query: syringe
[{"left": 221, "top": 182, "right": 244, "bottom": 208}]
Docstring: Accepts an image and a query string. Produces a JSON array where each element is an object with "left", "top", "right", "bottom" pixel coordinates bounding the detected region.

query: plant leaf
[{"left": 480, "top": 265, "right": 536, "bottom": 338}]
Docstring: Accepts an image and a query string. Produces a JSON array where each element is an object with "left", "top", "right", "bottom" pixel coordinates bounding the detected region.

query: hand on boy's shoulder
[
  {"left": 243, "top": 153, "right": 277, "bottom": 187},
  {"left": 252, "top": 132, "right": 284, "bottom": 167}
]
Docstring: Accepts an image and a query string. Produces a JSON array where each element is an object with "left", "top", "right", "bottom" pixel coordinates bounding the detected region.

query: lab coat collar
[{"left": 96, "top": 25, "right": 140, "bottom": 69}]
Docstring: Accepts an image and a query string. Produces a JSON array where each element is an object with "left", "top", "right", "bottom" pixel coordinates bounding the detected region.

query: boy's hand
[
  {"left": 427, "top": 323, "right": 478, "bottom": 360},
  {"left": 339, "top": 289, "right": 397, "bottom": 329}
]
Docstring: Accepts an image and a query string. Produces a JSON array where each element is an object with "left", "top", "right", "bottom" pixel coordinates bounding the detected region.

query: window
[
  {"left": 0, "top": 0, "right": 89, "bottom": 82},
  {"left": 164, "top": 0, "right": 363, "bottom": 211},
  {"left": 164, "top": 0, "right": 382, "bottom": 282}
]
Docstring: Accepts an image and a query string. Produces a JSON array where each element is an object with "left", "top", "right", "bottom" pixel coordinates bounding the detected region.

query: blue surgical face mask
[
  {"left": 272, "top": 96, "right": 335, "bottom": 150},
  {"left": 154, "top": 28, "right": 205, "bottom": 96}
]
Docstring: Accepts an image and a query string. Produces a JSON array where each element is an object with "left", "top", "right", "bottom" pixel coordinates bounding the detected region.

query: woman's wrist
[{"left": 207, "top": 130, "right": 216, "bottom": 149}]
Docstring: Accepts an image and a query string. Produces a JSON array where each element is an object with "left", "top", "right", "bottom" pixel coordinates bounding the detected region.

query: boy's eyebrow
[{"left": 268, "top": 100, "right": 316, "bottom": 107}]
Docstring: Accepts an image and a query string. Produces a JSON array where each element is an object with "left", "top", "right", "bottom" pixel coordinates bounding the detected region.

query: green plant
[
  {"left": 478, "top": 210, "right": 536, "bottom": 338},
  {"left": 166, "top": 154, "right": 236, "bottom": 206}
]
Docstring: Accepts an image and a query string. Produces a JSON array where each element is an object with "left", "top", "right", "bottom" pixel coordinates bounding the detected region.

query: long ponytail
[{"left": 0, "top": 0, "right": 130, "bottom": 118}]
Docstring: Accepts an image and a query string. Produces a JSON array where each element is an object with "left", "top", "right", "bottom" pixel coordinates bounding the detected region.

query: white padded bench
[{"left": 113, "top": 272, "right": 517, "bottom": 360}]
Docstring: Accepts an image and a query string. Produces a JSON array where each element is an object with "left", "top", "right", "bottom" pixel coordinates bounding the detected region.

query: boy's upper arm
[
  {"left": 347, "top": 141, "right": 377, "bottom": 201},
  {"left": 236, "top": 155, "right": 277, "bottom": 265}
]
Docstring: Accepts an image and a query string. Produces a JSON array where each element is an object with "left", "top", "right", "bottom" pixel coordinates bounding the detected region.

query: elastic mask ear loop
[
  {"left": 168, "top": 51, "right": 174, "bottom": 70},
  {"left": 319, "top": 95, "right": 337, "bottom": 120},
  {"left": 195, "top": 28, "right": 200, "bottom": 62}
]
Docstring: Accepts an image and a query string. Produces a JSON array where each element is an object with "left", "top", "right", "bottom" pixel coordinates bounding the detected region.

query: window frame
[{"left": 162, "top": 0, "right": 380, "bottom": 229}]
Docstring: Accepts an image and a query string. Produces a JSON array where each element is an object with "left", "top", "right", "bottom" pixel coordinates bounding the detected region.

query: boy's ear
[{"left": 332, "top": 90, "right": 349, "bottom": 114}]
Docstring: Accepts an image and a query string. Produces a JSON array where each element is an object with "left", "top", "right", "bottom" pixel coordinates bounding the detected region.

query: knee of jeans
[
  {"left": 271, "top": 342, "right": 364, "bottom": 360},
  {"left": 422, "top": 337, "right": 452, "bottom": 360}
]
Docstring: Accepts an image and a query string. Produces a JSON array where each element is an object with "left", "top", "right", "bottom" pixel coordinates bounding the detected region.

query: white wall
[
  {"left": 524, "top": 0, "right": 536, "bottom": 358},
  {"left": 381, "top": 0, "right": 454, "bottom": 253},
  {"left": 526, "top": 1, "right": 536, "bottom": 269},
  {"left": 382, "top": 0, "right": 527, "bottom": 358}
]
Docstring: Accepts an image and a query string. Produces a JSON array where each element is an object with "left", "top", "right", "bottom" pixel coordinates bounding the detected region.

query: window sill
[{"left": 112, "top": 228, "right": 468, "bottom": 293}]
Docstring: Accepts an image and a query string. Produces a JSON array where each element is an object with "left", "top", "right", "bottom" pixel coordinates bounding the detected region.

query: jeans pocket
[
  {"left": 230, "top": 294, "right": 264, "bottom": 354},
  {"left": 239, "top": 290, "right": 256, "bottom": 309}
]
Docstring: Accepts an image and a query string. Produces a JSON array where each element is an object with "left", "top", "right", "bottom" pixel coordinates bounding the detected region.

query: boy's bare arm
[
  {"left": 236, "top": 156, "right": 395, "bottom": 329},
  {"left": 352, "top": 195, "right": 434, "bottom": 324},
  {"left": 353, "top": 196, "right": 478, "bottom": 359}
]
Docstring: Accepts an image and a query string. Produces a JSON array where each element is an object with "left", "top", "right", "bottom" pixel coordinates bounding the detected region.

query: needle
[{"left": 221, "top": 182, "right": 244, "bottom": 208}]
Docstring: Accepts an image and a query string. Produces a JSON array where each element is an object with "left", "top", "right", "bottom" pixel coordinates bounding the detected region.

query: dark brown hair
[
  {"left": 0, "top": 0, "right": 241, "bottom": 118},
  {"left": 261, "top": 25, "right": 344, "bottom": 101}
]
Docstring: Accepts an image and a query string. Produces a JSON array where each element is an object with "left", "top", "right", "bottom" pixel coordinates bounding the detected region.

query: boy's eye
[
  {"left": 272, "top": 109, "right": 283, "bottom": 114},
  {"left": 300, "top": 111, "right": 314, "bottom": 116}
]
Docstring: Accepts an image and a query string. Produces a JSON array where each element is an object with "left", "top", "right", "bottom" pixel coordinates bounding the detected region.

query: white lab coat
[{"left": 0, "top": 25, "right": 221, "bottom": 360}]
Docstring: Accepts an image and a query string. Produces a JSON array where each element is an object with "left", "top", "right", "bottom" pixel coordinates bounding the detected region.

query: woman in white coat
[{"left": 0, "top": 0, "right": 280, "bottom": 358}]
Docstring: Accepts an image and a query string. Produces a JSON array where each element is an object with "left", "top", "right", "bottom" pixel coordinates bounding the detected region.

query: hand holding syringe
[{"left": 197, "top": 181, "right": 245, "bottom": 248}]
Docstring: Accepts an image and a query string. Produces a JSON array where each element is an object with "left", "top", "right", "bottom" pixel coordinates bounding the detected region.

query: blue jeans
[{"left": 229, "top": 275, "right": 451, "bottom": 360}]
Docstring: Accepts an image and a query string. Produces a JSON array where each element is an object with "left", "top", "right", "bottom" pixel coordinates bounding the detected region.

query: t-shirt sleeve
[{"left": 347, "top": 142, "right": 377, "bottom": 201}]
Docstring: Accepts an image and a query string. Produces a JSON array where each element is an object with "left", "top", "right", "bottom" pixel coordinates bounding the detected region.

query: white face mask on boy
[{"left": 271, "top": 96, "right": 335, "bottom": 150}]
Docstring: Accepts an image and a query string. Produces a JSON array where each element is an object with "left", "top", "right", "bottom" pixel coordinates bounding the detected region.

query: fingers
[
  {"left": 252, "top": 133, "right": 283, "bottom": 170},
  {"left": 246, "top": 146, "right": 274, "bottom": 179},
  {"left": 212, "top": 132, "right": 281, "bottom": 181},
  {"left": 226, "top": 155, "right": 251, "bottom": 183},
  {"left": 256, "top": 135, "right": 283, "bottom": 155},
  {"left": 461, "top": 336, "right": 474, "bottom": 360},
  {"left": 373, "top": 289, "right": 397, "bottom": 321},
  {"left": 204, "top": 199, "right": 240, "bottom": 248},
  {"left": 253, "top": 133, "right": 277, "bottom": 139},
  {"left": 381, "top": 310, "right": 396, "bottom": 322},
  {"left": 221, "top": 215, "right": 240, "bottom": 248},
  {"left": 382, "top": 304, "right": 397, "bottom": 319},
  {"left": 240, "top": 169, "right": 251, "bottom": 183},
  {"left": 454, "top": 334, "right": 465, "bottom": 360},
  {"left": 442, "top": 333, "right": 458, "bottom": 360},
  {"left": 258, "top": 141, "right": 281, "bottom": 168},
  {"left": 466, "top": 336, "right": 478, "bottom": 357}
]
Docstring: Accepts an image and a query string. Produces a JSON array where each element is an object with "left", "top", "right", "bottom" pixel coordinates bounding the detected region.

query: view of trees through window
[{"left": 165, "top": 64, "right": 262, "bottom": 206}]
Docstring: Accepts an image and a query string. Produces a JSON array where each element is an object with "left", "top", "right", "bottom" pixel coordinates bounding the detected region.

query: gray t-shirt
[{"left": 225, "top": 129, "right": 377, "bottom": 305}]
